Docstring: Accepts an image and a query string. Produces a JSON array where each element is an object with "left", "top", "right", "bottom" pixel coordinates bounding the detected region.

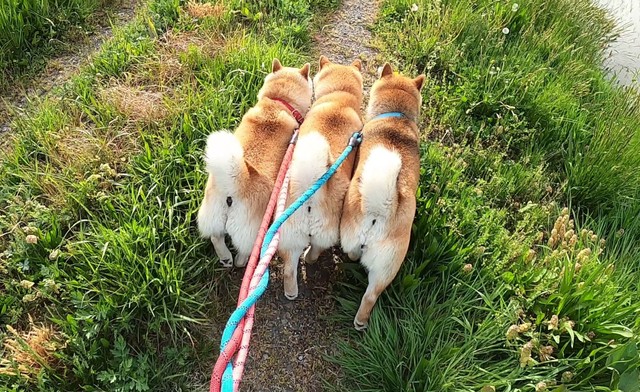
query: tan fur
[
  {"left": 197, "top": 59, "right": 312, "bottom": 267},
  {"left": 340, "top": 63, "right": 426, "bottom": 329},
  {"left": 279, "top": 56, "right": 364, "bottom": 300}
]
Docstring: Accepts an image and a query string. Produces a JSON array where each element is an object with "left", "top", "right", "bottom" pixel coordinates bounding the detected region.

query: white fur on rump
[
  {"left": 290, "top": 132, "right": 330, "bottom": 194},
  {"left": 203, "top": 131, "right": 245, "bottom": 193},
  {"left": 197, "top": 130, "right": 257, "bottom": 266},
  {"left": 279, "top": 131, "right": 333, "bottom": 251},
  {"left": 197, "top": 130, "right": 246, "bottom": 240},
  {"left": 360, "top": 146, "right": 402, "bottom": 217}
]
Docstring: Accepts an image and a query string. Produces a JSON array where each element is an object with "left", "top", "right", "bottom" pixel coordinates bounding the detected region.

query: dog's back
[
  {"left": 197, "top": 60, "right": 312, "bottom": 268},
  {"left": 279, "top": 56, "right": 364, "bottom": 300},
  {"left": 340, "top": 63, "right": 425, "bottom": 330}
]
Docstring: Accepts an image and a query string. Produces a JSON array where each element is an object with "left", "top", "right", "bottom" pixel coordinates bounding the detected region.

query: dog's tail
[
  {"left": 360, "top": 146, "right": 402, "bottom": 218},
  {"left": 290, "top": 132, "right": 331, "bottom": 196},
  {"left": 203, "top": 130, "right": 247, "bottom": 194}
]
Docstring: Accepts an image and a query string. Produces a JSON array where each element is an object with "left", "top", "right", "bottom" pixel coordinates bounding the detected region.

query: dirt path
[
  {"left": 233, "top": 1, "right": 382, "bottom": 391},
  {"left": 0, "top": 1, "right": 139, "bottom": 134},
  {"left": 313, "top": 0, "right": 383, "bottom": 102}
]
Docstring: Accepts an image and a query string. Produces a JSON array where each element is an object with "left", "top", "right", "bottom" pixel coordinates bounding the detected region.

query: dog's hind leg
[
  {"left": 281, "top": 248, "right": 304, "bottom": 300},
  {"left": 234, "top": 252, "right": 250, "bottom": 268},
  {"left": 304, "top": 244, "right": 325, "bottom": 263},
  {"left": 354, "top": 235, "right": 409, "bottom": 330}
]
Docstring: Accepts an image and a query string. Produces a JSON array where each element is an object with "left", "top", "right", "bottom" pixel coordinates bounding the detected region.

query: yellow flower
[
  {"left": 25, "top": 235, "right": 38, "bottom": 244},
  {"left": 519, "top": 341, "right": 533, "bottom": 367},
  {"left": 462, "top": 264, "right": 473, "bottom": 273},
  {"left": 22, "top": 293, "right": 37, "bottom": 302},
  {"left": 535, "top": 381, "right": 548, "bottom": 392},
  {"left": 19, "top": 280, "right": 35, "bottom": 289},
  {"left": 525, "top": 249, "right": 536, "bottom": 262},
  {"left": 547, "top": 315, "right": 559, "bottom": 330},
  {"left": 561, "top": 371, "right": 574, "bottom": 383},
  {"left": 577, "top": 248, "right": 591, "bottom": 262},
  {"left": 506, "top": 325, "right": 519, "bottom": 340},
  {"left": 538, "top": 345, "right": 554, "bottom": 362},
  {"left": 564, "top": 229, "right": 574, "bottom": 240},
  {"left": 518, "top": 322, "right": 532, "bottom": 333}
]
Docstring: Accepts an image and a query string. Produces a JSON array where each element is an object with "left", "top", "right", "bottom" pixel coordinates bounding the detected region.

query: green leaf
[{"left": 502, "top": 271, "right": 515, "bottom": 284}]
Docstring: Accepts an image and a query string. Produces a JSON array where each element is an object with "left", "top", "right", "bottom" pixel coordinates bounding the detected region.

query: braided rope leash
[
  {"left": 231, "top": 169, "right": 291, "bottom": 388},
  {"left": 216, "top": 131, "right": 363, "bottom": 392},
  {"left": 209, "top": 103, "right": 302, "bottom": 392}
]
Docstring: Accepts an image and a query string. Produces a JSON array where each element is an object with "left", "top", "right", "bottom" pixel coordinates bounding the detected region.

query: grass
[
  {"left": 0, "top": 0, "right": 119, "bottom": 84},
  {"left": 1, "top": 0, "right": 639, "bottom": 391},
  {"left": 330, "top": 0, "right": 640, "bottom": 391},
  {"left": 0, "top": 0, "right": 329, "bottom": 390}
]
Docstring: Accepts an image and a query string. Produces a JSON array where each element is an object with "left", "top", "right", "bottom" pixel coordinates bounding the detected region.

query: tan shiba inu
[
  {"left": 197, "top": 59, "right": 312, "bottom": 268},
  {"left": 278, "top": 56, "right": 364, "bottom": 300},
  {"left": 340, "top": 63, "right": 425, "bottom": 330}
]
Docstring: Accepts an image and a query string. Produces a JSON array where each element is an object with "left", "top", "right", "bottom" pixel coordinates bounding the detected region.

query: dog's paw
[
  {"left": 219, "top": 258, "right": 233, "bottom": 268},
  {"left": 347, "top": 251, "right": 361, "bottom": 261},
  {"left": 284, "top": 288, "right": 298, "bottom": 301},
  {"left": 234, "top": 253, "right": 249, "bottom": 268},
  {"left": 353, "top": 318, "right": 368, "bottom": 331}
]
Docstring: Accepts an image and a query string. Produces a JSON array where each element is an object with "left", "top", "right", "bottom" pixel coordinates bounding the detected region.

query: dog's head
[
  {"left": 312, "top": 55, "right": 363, "bottom": 101},
  {"left": 258, "top": 59, "right": 313, "bottom": 116},
  {"left": 367, "top": 63, "right": 425, "bottom": 122}
]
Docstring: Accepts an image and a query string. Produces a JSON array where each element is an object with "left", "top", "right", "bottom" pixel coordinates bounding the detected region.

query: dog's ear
[
  {"left": 351, "top": 59, "right": 362, "bottom": 71},
  {"left": 380, "top": 63, "right": 393, "bottom": 78},
  {"left": 299, "top": 63, "right": 310, "bottom": 79},
  {"left": 319, "top": 55, "right": 331, "bottom": 69},
  {"left": 272, "top": 58, "right": 283, "bottom": 73},
  {"left": 414, "top": 74, "right": 426, "bottom": 91}
]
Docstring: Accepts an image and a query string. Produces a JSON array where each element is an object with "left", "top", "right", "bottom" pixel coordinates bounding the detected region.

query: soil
[{"left": 0, "top": 1, "right": 139, "bottom": 134}]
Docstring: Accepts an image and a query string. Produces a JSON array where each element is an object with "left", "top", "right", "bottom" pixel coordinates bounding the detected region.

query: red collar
[{"left": 272, "top": 98, "right": 304, "bottom": 125}]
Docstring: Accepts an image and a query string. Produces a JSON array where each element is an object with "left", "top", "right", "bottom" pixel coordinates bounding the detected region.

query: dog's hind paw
[{"left": 353, "top": 318, "right": 368, "bottom": 331}]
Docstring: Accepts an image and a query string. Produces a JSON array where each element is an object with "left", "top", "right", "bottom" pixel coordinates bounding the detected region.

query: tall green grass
[
  {"left": 377, "top": 0, "right": 640, "bottom": 244},
  {"left": 329, "top": 0, "right": 640, "bottom": 390},
  {"left": 0, "top": 0, "right": 107, "bottom": 76},
  {"left": 0, "top": 0, "right": 324, "bottom": 390}
]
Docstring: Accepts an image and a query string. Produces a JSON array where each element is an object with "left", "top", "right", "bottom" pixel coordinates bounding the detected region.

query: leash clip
[
  {"left": 348, "top": 132, "right": 363, "bottom": 147},
  {"left": 289, "top": 129, "right": 299, "bottom": 144}
]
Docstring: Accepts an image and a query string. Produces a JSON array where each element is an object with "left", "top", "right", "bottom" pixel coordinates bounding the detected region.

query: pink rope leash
[{"left": 232, "top": 171, "right": 291, "bottom": 390}]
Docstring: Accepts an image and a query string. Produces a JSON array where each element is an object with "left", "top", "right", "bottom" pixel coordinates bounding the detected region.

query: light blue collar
[{"left": 370, "top": 112, "right": 406, "bottom": 122}]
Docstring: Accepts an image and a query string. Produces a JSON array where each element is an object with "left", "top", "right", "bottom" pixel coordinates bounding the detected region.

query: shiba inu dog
[
  {"left": 197, "top": 59, "right": 312, "bottom": 268},
  {"left": 340, "top": 63, "right": 425, "bottom": 330},
  {"left": 278, "top": 56, "right": 364, "bottom": 300}
]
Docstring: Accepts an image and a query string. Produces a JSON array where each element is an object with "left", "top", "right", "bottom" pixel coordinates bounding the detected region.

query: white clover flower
[
  {"left": 411, "top": 3, "right": 419, "bottom": 12},
  {"left": 512, "top": 3, "right": 520, "bottom": 12},
  {"left": 502, "top": 27, "right": 510, "bottom": 35}
]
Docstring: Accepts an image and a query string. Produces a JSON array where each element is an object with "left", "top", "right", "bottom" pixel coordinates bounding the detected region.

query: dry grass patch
[
  {"left": 0, "top": 316, "right": 65, "bottom": 382},
  {"left": 185, "top": 1, "right": 225, "bottom": 19},
  {"left": 50, "top": 125, "right": 138, "bottom": 171},
  {"left": 101, "top": 85, "right": 170, "bottom": 123},
  {"left": 160, "top": 29, "right": 226, "bottom": 58}
]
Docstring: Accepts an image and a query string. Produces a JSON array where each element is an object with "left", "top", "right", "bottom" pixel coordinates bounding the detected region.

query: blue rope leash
[{"left": 218, "top": 131, "right": 363, "bottom": 391}]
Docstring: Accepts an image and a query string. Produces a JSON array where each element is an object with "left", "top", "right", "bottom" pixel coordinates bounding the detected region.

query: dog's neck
[
  {"left": 261, "top": 93, "right": 310, "bottom": 119},
  {"left": 315, "top": 89, "right": 363, "bottom": 113},
  {"left": 366, "top": 99, "right": 419, "bottom": 124}
]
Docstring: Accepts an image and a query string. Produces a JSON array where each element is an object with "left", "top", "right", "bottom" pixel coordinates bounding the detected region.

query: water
[{"left": 596, "top": 0, "right": 640, "bottom": 86}]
